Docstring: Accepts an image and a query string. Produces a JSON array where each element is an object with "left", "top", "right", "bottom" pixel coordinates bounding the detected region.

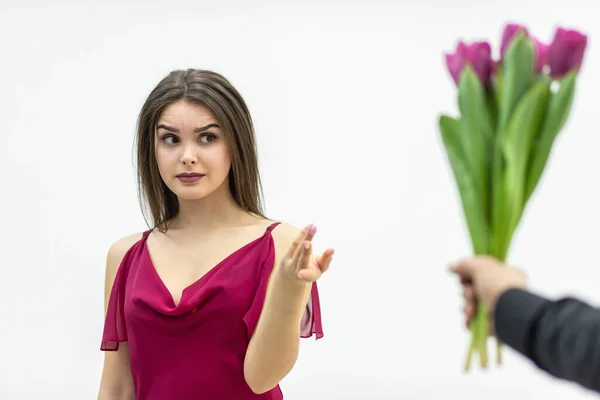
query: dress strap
[
  {"left": 142, "top": 229, "right": 153, "bottom": 238},
  {"left": 265, "top": 221, "right": 281, "bottom": 233}
]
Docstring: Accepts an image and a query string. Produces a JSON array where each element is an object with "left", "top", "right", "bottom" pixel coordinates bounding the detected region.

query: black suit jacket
[{"left": 495, "top": 288, "right": 600, "bottom": 392}]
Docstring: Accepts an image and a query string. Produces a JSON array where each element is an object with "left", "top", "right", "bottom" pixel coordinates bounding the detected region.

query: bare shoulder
[
  {"left": 106, "top": 232, "right": 145, "bottom": 266},
  {"left": 270, "top": 222, "right": 303, "bottom": 257},
  {"left": 271, "top": 221, "right": 301, "bottom": 239},
  {"left": 104, "top": 232, "right": 145, "bottom": 285}
]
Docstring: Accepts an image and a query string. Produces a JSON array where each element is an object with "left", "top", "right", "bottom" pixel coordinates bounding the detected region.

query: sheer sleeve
[
  {"left": 100, "top": 244, "right": 136, "bottom": 351},
  {"left": 300, "top": 282, "right": 323, "bottom": 339},
  {"left": 243, "top": 240, "right": 324, "bottom": 340}
]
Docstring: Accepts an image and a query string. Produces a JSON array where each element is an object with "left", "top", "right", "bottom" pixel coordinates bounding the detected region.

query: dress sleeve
[
  {"left": 100, "top": 244, "right": 136, "bottom": 351},
  {"left": 300, "top": 282, "right": 323, "bottom": 339},
  {"left": 243, "top": 239, "right": 324, "bottom": 340}
]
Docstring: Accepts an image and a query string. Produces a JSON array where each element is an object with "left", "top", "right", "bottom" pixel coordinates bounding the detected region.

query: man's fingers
[
  {"left": 463, "top": 284, "right": 475, "bottom": 302},
  {"left": 451, "top": 254, "right": 501, "bottom": 272},
  {"left": 450, "top": 255, "right": 496, "bottom": 278},
  {"left": 464, "top": 300, "right": 475, "bottom": 318},
  {"left": 449, "top": 258, "right": 475, "bottom": 278}
]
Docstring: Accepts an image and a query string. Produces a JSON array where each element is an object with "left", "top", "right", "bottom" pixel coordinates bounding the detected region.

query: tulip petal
[
  {"left": 445, "top": 40, "right": 493, "bottom": 86},
  {"left": 445, "top": 41, "right": 468, "bottom": 85},
  {"left": 466, "top": 41, "right": 494, "bottom": 86},
  {"left": 501, "top": 23, "right": 529, "bottom": 59},
  {"left": 548, "top": 27, "right": 588, "bottom": 78}
]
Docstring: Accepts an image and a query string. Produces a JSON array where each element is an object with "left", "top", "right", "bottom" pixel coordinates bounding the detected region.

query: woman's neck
[{"left": 169, "top": 184, "right": 258, "bottom": 232}]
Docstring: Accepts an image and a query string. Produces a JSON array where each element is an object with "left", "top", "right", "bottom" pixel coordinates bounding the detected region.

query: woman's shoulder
[
  {"left": 244, "top": 215, "right": 299, "bottom": 241},
  {"left": 269, "top": 221, "right": 300, "bottom": 240},
  {"left": 106, "top": 232, "right": 146, "bottom": 272},
  {"left": 267, "top": 221, "right": 302, "bottom": 257},
  {"left": 103, "top": 232, "right": 147, "bottom": 304}
]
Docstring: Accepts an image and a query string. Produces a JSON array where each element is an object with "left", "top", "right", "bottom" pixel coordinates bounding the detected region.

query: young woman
[{"left": 97, "top": 69, "right": 334, "bottom": 400}]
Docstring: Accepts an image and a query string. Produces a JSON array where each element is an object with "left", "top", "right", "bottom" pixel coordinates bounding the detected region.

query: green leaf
[
  {"left": 498, "top": 33, "right": 536, "bottom": 132},
  {"left": 486, "top": 77, "right": 499, "bottom": 134},
  {"left": 489, "top": 136, "right": 507, "bottom": 259},
  {"left": 524, "top": 70, "right": 577, "bottom": 202},
  {"left": 499, "top": 78, "right": 552, "bottom": 242},
  {"left": 439, "top": 114, "right": 489, "bottom": 254},
  {"left": 457, "top": 66, "right": 494, "bottom": 223},
  {"left": 491, "top": 68, "right": 502, "bottom": 132},
  {"left": 487, "top": 75, "right": 507, "bottom": 259}
]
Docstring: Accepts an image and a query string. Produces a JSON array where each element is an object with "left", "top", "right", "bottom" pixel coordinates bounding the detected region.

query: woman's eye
[
  {"left": 200, "top": 134, "right": 217, "bottom": 144},
  {"left": 160, "top": 134, "right": 179, "bottom": 144}
]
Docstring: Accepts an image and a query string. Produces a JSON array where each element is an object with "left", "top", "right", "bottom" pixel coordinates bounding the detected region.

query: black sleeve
[{"left": 494, "top": 288, "right": 600, "bottom": 392}]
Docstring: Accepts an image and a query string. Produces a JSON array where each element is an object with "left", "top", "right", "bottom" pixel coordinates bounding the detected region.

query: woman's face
[{"left": 154, "top": 99, "right": 231, "bottom": 201}]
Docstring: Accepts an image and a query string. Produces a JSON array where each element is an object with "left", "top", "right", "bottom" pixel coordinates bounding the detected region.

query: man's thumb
[{"left": 449, "top": 258, "right": 475, "bottom": 278}]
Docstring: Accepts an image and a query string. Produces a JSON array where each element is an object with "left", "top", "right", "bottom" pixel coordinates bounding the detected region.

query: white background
[{"left": 1, "top": 0, "right": 599, "bottom": 399}]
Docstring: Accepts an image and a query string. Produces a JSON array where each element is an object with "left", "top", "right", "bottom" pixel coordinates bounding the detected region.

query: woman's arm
[
  {"left": 98, "top": 344, "right": 135, "bottom": 400},
  {"left": 97, "top": 235, "right": 139, "bottom": 400},
  {"left": 243, "top": 224, "right": 316, "bottom": 394}
]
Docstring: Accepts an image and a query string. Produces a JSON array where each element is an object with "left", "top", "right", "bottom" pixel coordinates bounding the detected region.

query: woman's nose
[{"left": 181, "top": 148, "right": 198, "bottom": 165}]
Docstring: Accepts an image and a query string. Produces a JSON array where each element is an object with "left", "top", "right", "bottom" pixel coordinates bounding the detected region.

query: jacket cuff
[{"left": 493, "top": 288, "right": 549, "bottom": 356}]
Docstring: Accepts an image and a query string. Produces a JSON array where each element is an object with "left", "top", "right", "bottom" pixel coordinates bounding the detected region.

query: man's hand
[{"left": 450, "top": 256, "right": 527, "bottom": 328}]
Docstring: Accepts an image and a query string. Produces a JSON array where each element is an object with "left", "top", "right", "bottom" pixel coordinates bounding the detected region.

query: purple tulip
[
  {"left": 499, "top": 22, "right": 552, "bottom": 75},
  {"left": 445, "top": 41, "right": 494, "bottom": 86},
  {"left": 547, "top": 27, "right": 588, "bottom": 78},
  {"left": 500, "top": 23, "right": 529, "bottom": 58}
]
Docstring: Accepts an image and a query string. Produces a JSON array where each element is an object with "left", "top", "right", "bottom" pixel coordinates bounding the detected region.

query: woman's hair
[{"left": 135, "top": 69, "right": 266, "bottom": 232}]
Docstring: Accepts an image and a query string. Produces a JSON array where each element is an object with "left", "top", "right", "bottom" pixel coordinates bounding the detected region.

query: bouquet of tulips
[{"left": 439, "top": 23, "right": 588, "bottom": 371}]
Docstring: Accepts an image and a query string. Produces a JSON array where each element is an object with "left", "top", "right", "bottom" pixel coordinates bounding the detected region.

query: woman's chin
[
  {"left": 177, "top": 193, "right": 209, "bottom": 201},
  {"left": 172, "top": 187, "right": 212, "bottom": 201},
  {"left": 166, "top": 178, "right": 226, "bottom": 201}
]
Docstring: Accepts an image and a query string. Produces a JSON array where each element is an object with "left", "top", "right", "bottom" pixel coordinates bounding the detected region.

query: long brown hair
[{"left": 134, "top": 69, "right": 266, "bottom": 232}]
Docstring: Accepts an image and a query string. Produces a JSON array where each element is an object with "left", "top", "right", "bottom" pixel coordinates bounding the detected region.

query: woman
[{"left": 97, "top": 69, "right": 334, "bottom": 400}]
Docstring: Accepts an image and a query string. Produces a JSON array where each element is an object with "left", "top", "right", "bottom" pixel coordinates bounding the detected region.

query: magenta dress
[{"left": 101, "top": 222, "right": 323, "bottom": 399}]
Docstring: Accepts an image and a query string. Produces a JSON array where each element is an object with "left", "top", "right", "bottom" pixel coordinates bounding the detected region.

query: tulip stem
[
  {"left": 464, "top": 321, "right": 477, "bottom": 371},
  {"left": 496, "top": 340, "right": 503, "bottom": 365},
  {"left": 463, "top": 301, "right": 491, "bottom": 371},
  {"left": 478, "top": 306, "right": 488, "bottom": 368}
]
